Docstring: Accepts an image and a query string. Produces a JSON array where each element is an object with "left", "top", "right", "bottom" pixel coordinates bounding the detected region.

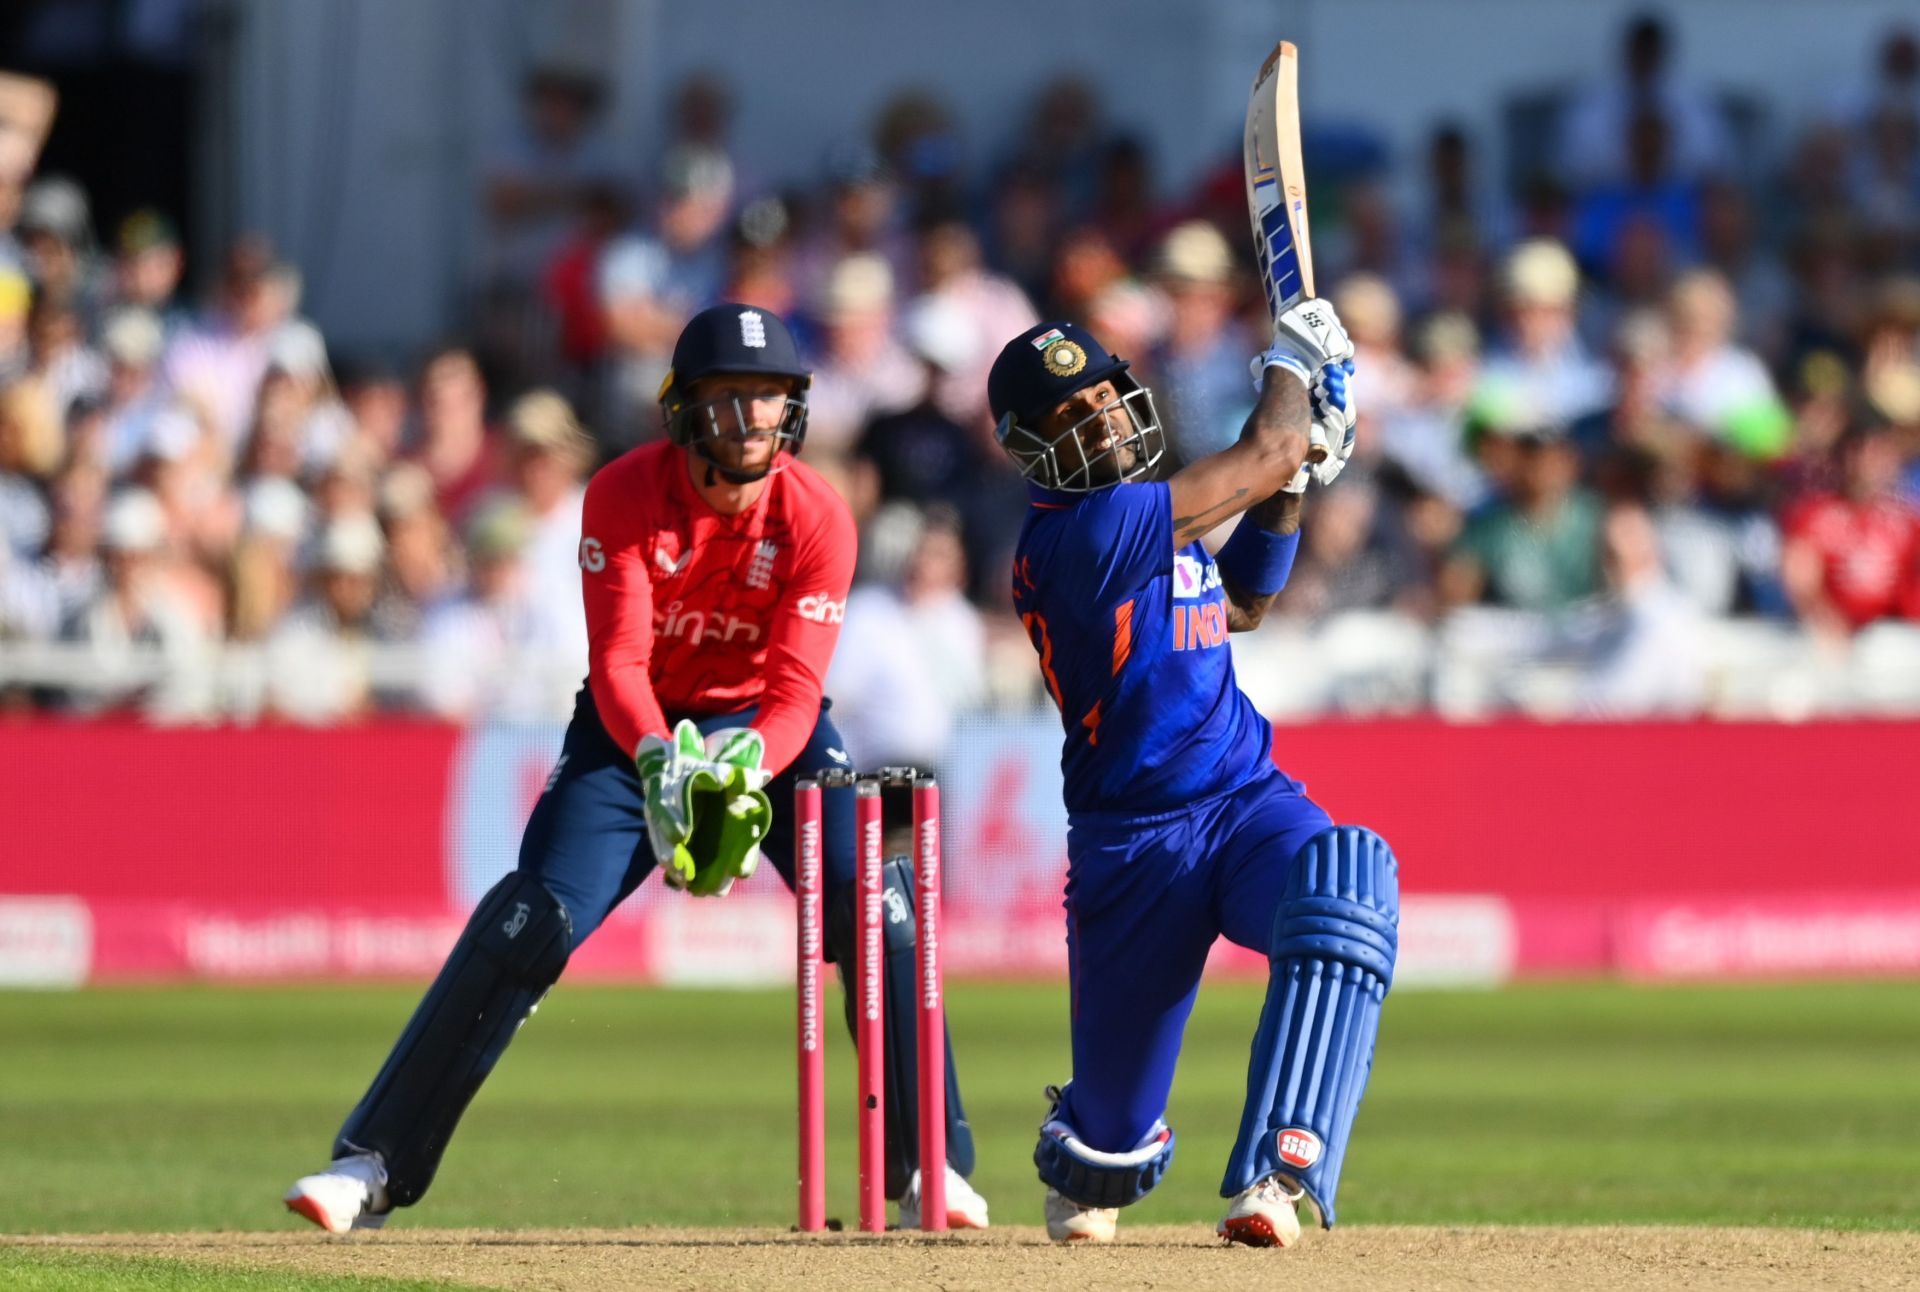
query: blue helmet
[
  {"left": 987, "top": 320, "right": 1164, "bottom": 492},
  {"left": 659, "top": 303, "right": 811, "bottom": 480}
]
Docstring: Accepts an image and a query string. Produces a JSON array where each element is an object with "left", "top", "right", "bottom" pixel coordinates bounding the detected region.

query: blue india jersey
[{"left": 1011, "top": 481, "right": 1274, "bottom": 816}]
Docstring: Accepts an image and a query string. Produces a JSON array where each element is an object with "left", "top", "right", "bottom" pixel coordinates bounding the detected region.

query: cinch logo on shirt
[
  {"left": 1172, "top": 552, "right": 1222, "bottom": 599},
  {"left": 655, "top": 600, "right": 762, "bottom": 645},
  {"left": 1173, "top": 602, "right": 1229, "bottom": 651},
  {"left": 796, "top": 594, "right": 845, "bottom": 624}
]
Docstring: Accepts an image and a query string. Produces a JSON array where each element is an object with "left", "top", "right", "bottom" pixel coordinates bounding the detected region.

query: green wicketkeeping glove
[
  {"left": 634, "top": 721, "right": 773, "bottom": 897},
  {"left": 682, "top": 727, "right": 772, "bottom": 897},
  {"left": 635, "top": 719, "right": 711, "bottom": 891}
]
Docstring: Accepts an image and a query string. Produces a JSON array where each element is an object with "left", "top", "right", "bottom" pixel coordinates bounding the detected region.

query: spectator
[
  {"left": 827, "top": 504, "right": 983, "bottom": 766},
  {"left": 1566, "top": 501, "right": 1709, "bottom": 716},
  {"left": 1442, "top": 421, "right": 1604, "bottom": 612},
  {"left": 14, "top": 177, "right": 103, "bottom": 319},
  {"left": 596, "top": 146, "right": 736, "bottom": 447},
  {"left": 373, "top": 463, "right": 456, "bottom": 643},
  {"left": 482, "top": 63, "right": 623, "bottom": 293},
  {"left": 406, "top": 347, "right": 501, "bottom": 523},
  {"left": 26, "top": 292, "right": 106, "bottom": 420},
  {"left": 1276, "top": 482, "right": 1426, "bottom": 622},
  {"left": 1781, "top": 423, "right": 1920, "bottom": 638},
  {"left": 336, "top": 357, "right": 410, "bottom": 466},
  {"left": 161, "top": 238, "right": 300, "bottom": 450},
  {"left": 111, "top": 209, "right": 187, "bottom": 331},
  {"left": 1378, "top": 312, "right": 1487, "bottom": 510},
  {"left": 803, "top": 253, "right": 920, "bottom": 456},
  {"left": 1663, "top": 268, "right": 1784, "bottom": 437},
  {"left": 1, "top": 377, "right": 61, "bottom": 557},
  {"left": 1570, "top": 110, "right": 1703, "bottom": 274},
  {"left": 95, "top": 306, "right": 167, "bottom": 474},
  {"left": 1697, "top": 181, "right": 1793, "bottom": 359},
  {"left": 227, "top": 477, "right": 308, "bottom": 642},
  {"left": 912, "top": 214, "right": 1036, "bottom": 428},
  {"left": 417, "top": 498, "right": 562, "bottom": 719},
  {"left": 500, "top": 389, "right": 591, "bottom": 685},
  {"left": 265, "top": 512, "right": 391, "bottom": 723},
  {"left": 257, "top": 321, "right": 355, "bottom": 475},
  {"left": 1149, "top": 222, "right": 1256, "bottom": 460},
  {"left": 1479, "top": 239, "right": 1614, "bottom": 428},
  {"left": 1557, "top": 11, "right": 1732, "bottom": 187},
  {"left": 60, "top": 487, "right": 213, "bottom": 718},
  {"left": 854, "top": 296, "right": 978, "bottom": 509},
  {"left": 790, "top": 141, "right": 908, "bottom": 313}
]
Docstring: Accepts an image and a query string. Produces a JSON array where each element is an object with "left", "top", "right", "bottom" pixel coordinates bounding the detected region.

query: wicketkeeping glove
[{"left": 635, "top": 721, "right": 773, "bottom": 897}]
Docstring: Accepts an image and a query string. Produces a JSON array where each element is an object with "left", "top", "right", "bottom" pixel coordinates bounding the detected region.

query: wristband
[{"left": 1215, "top": 520, "right": 1300, "bottom": 598}]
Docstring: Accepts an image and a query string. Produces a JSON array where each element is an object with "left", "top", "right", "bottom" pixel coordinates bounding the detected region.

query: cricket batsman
[
  {"left": 285, "top": 304, "right": 988, "bottom": 1232},
  {"left": 988, "top": 302, "right": 1396, "bottom": 1246}
]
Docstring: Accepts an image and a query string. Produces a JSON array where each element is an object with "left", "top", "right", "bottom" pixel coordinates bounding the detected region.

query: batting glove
[
  {"left": 1309, "top": 358, "right": 1357, "bottom": 487},
  {"left": 1250, "top": 298, "right": 1355, "bottom": 388}
]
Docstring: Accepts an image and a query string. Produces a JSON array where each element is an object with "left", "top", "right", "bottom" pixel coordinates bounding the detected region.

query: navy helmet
[
  {"left": 987, "top": 320, "right": 1164, "bottom": 492},
  {"left": 659, "top": 304, "right": 811, "bottom": 478}
]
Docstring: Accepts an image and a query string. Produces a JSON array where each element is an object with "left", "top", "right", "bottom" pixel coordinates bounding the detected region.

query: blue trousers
[
  {"left": 520, "top": 691, "right": 856, "bottom": 940},
  {"left": 1059, "top": 764, "right": 1332, "bottom": 1150}
]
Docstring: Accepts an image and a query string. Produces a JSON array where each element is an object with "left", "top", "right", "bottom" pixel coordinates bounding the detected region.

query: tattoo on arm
[
  {"left": 1172, "top": 488, "right": 1251, "bottom": 547},
  {"left": 1222, "top": 492, "right": 1304, "bottom": 632}
]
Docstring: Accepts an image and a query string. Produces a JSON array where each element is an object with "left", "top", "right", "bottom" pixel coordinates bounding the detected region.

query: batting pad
[{"left": 1221, "top": 826, "right": 1398, "bottom": 1226}]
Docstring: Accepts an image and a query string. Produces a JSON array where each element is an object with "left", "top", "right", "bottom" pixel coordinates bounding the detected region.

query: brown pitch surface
[{"left": 9, "top": 1226, "right": 1920, "bottom": 1291}]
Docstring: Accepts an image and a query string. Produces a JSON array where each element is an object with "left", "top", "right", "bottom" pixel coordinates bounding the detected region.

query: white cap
[
  {"left": 313, "top": 512, "right": 385, "bottom": 575},
  {"left": 140, "top": 406, "right": 201, "bottom": 463},
  {"left": 102, "top": 489, "right": 167, "bottom": 553},
  {"left": 822, "top": 253, "right": 893, "bottom": 319},
  {"left": 102, "top": 307, "right": 165, "bottom": 368},
  {"left": 268, "top": 320, "right": 331, "bottom": 380},
  {"left": 1503, "top": 239, "right": 1580, "bottom": 308},
  {"left": 1153, "top": 221, "right": 1234, "bottom": 285},
  {"left": 242, "top": 477, "right": 310, "bottom": 542},
  {"left": 902, "top": 295, "right": 977, "bottom": 372}
]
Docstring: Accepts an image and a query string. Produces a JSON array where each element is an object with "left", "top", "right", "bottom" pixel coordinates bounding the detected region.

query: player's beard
[{"left": 698, "top": 431, "right": 780, "bottom": 485}]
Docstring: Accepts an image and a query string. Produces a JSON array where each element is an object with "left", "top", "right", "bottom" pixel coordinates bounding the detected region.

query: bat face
[{"left": 1244, "top": 41, "right": 1315, "bottom": 321}]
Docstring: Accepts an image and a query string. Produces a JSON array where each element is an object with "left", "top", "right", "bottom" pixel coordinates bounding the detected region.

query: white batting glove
[
  {"left": 1309, "top": 358, "right": 1357, "bottom": 487},
  {"left": 1250, "top": 298, "right": 1355, "bottom": 388}
]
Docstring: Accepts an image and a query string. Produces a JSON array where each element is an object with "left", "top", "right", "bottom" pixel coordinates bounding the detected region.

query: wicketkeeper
[{"left": 285, "top": 304, "right": 988, "bottom": 1232}]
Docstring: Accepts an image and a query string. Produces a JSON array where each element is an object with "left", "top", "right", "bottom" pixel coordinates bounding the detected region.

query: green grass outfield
[{"left": 2, "top": 978, "right": 1916, "bottom": 1245}]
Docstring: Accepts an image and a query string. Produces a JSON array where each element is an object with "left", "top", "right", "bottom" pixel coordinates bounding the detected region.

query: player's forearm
[
  {"left": 1237, "top": 368, "right": 1313, "bottom": 497},
  {"left": 1220, "top": 493, "right": 1303, "bottom": 632},
  {"left": 1168, "top": 371, "right": 1310, "bottom": 547}
]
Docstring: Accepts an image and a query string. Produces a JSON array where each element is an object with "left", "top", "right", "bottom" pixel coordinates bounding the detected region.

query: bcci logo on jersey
[{"left": 1172, "top": 553, "right": 1222, "bottom": 599}]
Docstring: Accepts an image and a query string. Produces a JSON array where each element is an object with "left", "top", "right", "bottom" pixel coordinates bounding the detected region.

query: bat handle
[{"left": 1306, "top": 445, "right": 1328, "bottom": 463}]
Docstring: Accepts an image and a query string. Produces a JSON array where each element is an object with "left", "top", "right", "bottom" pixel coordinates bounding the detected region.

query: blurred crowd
[{"left": 3, "top": 13, "right": 1920, "bottom": 741}]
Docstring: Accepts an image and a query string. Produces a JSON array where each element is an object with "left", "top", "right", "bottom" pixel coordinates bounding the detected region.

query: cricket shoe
[
  {"left": 284, "top": 1151, "right": 391, "bottom": 1234},
  {"left": 899, "top": 1165, "right": 990, "bottom": 1230},
  {"left": 1217, "top": 1173, "right": 1303, "bottom": 1247},
  {"left": 1043, "top": 1187, "right": 1118, "bottom": 1243}
]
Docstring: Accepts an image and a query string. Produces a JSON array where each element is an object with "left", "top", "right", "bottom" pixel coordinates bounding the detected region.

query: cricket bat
[{"left": 1244, "top": 41, "right": 1326, "bottom": 460}]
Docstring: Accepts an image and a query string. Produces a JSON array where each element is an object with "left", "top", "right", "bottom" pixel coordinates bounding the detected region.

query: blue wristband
[{"left": 1215, "top": 521, "right": 1299, "bottom": 598}]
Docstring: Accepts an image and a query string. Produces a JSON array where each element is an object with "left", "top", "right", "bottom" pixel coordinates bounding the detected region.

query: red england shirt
[
  {"left": 578, "top": 440, "right": 856, "bottom": 774},
  {"left": 1783, "top": 492, "right": 1920, "bottom": 628}
]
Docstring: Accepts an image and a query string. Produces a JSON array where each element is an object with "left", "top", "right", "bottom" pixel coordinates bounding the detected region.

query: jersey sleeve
[
  {"left": 1058, "top": 481, "right": 1174, "bottom": 601},
  {"left": 753, "top": 490, "right": 858, "bottom": 776},
  {"left": 580, "top": 469, "right": 671, "bottom": 759}
]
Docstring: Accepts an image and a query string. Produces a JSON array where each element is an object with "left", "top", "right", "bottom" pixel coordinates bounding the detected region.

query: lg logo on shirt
[
  {"left": 796, "top": 594, "right": 845, "bottom": 625},
  {"left": 578, "top": 537, "right": 605, "bottom": 573}
]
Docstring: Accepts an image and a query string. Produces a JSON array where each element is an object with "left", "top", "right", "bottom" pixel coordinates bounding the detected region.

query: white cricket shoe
[
  {"left": 1216, "top": 1173, "right": 1303, "bottom": 1247},
  {"left": 898, "top": 1165, "right": 990, "bottom": 1230},
  {"left": 1044, "top": 1187, "right": 1118, "bottom": 1243},
  {"left": 284, "top": 1151, "right": 391, "bottom": 1234}
]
